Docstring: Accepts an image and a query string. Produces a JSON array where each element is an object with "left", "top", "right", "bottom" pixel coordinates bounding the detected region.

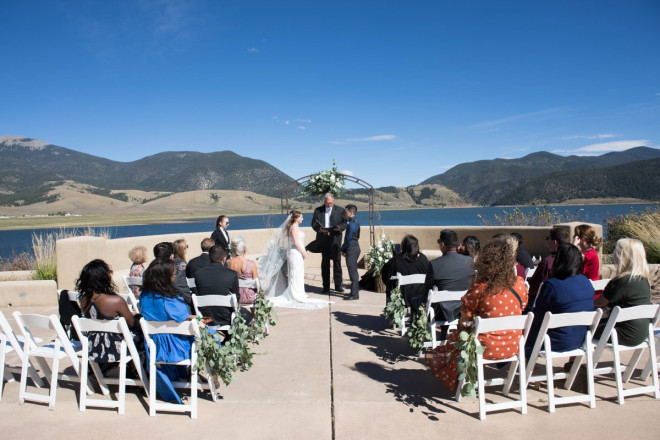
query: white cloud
[
  {"left": 295, "top": 119, "right": 311, "bottom": 123},
  {"left": 472, "top": 107, "right": 569, "bottom": 129},
  {"left": 297, "top": 126, "right": 306, "bottom": 130},
  {"left": 346, "top": 134, "right": 397, "bottom": 142},
  {"left": 561, "top": 134, "right": 618, "bottom": 140},
  {"left": 553, "top": 139, "right": 650, "bottom": 155},
  {"left": 328, "top": 141, "right": 347, "bottom": 145},
  {"left": 247, "top": 47, "right": 259, "bottom": 54},
  {"left": 341, "top": 169, "right": 354, "bottom": 176}
]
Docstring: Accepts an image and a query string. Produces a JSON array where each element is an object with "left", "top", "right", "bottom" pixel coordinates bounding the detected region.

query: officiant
[{"left": 309, "top": 192, "right": 348, "bottom": 293}]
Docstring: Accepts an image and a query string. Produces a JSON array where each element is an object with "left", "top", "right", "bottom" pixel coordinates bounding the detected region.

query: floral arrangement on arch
[
  {"left": 302, "top": 160, "right": 347, "bottom": 197},
  {"left": 365, "top": 233, "right": 395, "bottom": 275}
]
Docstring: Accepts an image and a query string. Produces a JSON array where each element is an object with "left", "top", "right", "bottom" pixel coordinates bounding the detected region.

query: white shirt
[{"left": 324, "top": 207, "right": 331, "bottom": 228}]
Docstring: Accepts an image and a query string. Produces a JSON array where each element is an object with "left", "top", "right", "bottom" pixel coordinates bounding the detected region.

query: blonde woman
[
  {"left": 128, "top": 245, "right": 148, "bottom": 296},
  {"left": 594, "top": 238, "right": 652, "bottom": 346},
  {"left": 228, "top": 236, "right": 259, "bottom": 306}
]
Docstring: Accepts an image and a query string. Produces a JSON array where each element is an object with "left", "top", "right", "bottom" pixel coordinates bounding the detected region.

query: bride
[{"left": 259, "top": 210, "right": 331, "bottom": 309}]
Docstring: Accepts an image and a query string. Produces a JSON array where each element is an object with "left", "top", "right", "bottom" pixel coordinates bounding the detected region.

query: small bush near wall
[
  {"left": 479, "top": 206, "right": 583, "bottom": 227},
  {"left": 604, "top": 207, "right": 660, "bottom": 264},
  {"left": 0, "top": 252, "right": 34, "bottom": 271}
]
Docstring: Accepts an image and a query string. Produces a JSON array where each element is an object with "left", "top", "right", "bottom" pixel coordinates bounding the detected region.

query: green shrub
[
  {"left": 604, "top": 207, "right": 660, "bottom": 264},
  {"left": 479, "top": 206, "right": 583, "bottom": 227}
]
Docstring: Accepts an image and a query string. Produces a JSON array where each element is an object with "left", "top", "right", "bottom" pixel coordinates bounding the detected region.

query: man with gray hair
[{"left": 311, "top": 192, "right": 348, "bottom": 293}]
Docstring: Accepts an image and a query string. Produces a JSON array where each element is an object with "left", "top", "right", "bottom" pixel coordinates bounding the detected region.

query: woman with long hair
[
  {"left": 76, "top": 259, "right": 138, "bottom": 363},
  {"left": 573, "top": 224, "right": 601, "bottom": 282},
  {"left": 426, "top": 239, "right": 528, "bottom": 391},
  {"left": 384, "top": 234, "right": 433, "bottom": 307},
  {"left": 458, "top": 235, "right": 480, "bottom": 259},
  {"left": 594, "top": 238, "right": 652, "bottom": 346}
]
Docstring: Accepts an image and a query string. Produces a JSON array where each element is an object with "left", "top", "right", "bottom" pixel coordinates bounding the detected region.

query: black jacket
[{"left": 194, "top": 262, "right": 239, "bottom": 327}]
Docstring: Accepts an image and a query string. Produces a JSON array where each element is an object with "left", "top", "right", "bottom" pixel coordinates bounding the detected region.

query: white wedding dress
[{"left": 259, "top": 220, "right": 331, "bottom": 309}]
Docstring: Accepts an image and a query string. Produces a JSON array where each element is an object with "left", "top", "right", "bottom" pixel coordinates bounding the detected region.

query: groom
[{"left": 311, "top": 192, "right": 348, "bottom": 293}]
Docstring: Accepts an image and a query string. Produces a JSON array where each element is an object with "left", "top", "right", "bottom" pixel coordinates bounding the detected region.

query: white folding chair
[
  {"left": 592, "top": 304, "right": 660, "bottom": 405},
  {"left": 13, "top": 312, "right": 92, "bottom": 410},
  {"left": 191, "top": 294, "right": 238, "bottom": 333},
  {"left": 140, "top": 318, "right": 218, "bottom": 418},
  {"left": 71, "top": 316, "right": 148, "bottom": 414},
  {"left": 640, "top": 328, "right": 660, "bottom": 381},
  {"left": 526, "top": 266, "right": 537, "bottom": 280},
  {"left": 0, "top": 311, "right": 46, "bottom": 400},
  {"left": 525, "top": 310, "right": 603, "bottom": 412},
  {"left": 389, "top": 272, "right": 427, "bottom": 336},
  {"left": 455, "top": 313, "right": 534, "bottom": 421},
  {"left": 238, "top": 278, "right": 261, "bottom": 307},
  {"left": 590, "top": 278, "right": 611, "bottom": 291},
  {"left": 424, "top": 287, "right": 466, "bottom": 349},
  {"left": 117, "top": 292, "right": 140, "bottom": 314},
  {"left": 123, "top": 275, "right": 143, "bottom": 297},
  {"left": 187, "top": 278, "right": 196, "bottom": 289}
]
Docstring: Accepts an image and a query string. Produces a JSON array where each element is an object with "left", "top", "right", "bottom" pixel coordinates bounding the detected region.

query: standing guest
[
  {"left": 211, "top": 215, "right": 231, "bottom": 257},
  {"left": 511, "top": 232, "right": 535, "bottom": 272},
  {"left": 526, "top": 226, "right": 571, "bottom": 312},
  {"left": 194, "top": 245, "right": 240, "bottom": 328},
  {"left": 429, "top": 229, "right": 475, "bottom": 326},
  {"left": 139, "top": 258, "right": 201, "bottom": 404},
  {"left": 228, "top": 236, "right": 259, "bottom": 307},
  {"left": 128, "top": 245, "right": 148, "bottom": 297},
  {"left": 594, "top": 238, "right": 652, "bottom": 346},
  {"left": 573, "top": 224, "right": 601, "bottom": 282},
  {"left": 341, "top": 204, "right": 361, "bottom": 301},
  {"left": 426, "top": 239, "right": 528, "bottom": 391},
  {"left": 153, "top": 241, "right": 192, "bottom": 302},
  {"left": 186, "top": 238, "right": 215, "bottom": 279},
  {"left": 385, "top": 235, "right": 434, "bottom": 308},
  {"left": 525, "top": 244, "right": 595, "bottom": 358},
  {"left": 457, "top": 236, "right": 480, "bottom": 259},
  {"left": 311, "top": 193, "right": 348, "bottom": 293}
]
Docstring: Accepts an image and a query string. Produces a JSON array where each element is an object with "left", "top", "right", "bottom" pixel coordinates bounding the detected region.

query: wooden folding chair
[
  {"left": 424, "top": 287, "right": 466, "bottom": 349},
  {"left": 71, "top": 316, "right": 148, "bottom": 414},
  {"left": 456, "top": 313, "right": 534, "bottom": 420},
  {"left": 525, "top": 309, "right": 602, "bottom": 412},
  {"left": 592, "top": 304, "right": 660, "bottom": 404}
]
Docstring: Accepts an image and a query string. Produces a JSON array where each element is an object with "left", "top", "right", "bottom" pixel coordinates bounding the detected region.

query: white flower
[{"left": 378, "top": 256, "right": 382, "bottom": 261}]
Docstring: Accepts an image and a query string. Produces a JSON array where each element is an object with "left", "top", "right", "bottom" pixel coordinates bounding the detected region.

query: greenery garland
[
  {"left": 383, "top": 286, "right": 406, "bottom": 327},
  {"left": 455, "top": 329, "right": 485, "bottom": 398},
  {"left": 301, "top": 160, "right": 347, "bottom": 197},
  {"left": 249, "top": 289, "right": 277, "bottom": 343},
  {"left": 407, "top": 305, "right": 431, "bottom": 351}
]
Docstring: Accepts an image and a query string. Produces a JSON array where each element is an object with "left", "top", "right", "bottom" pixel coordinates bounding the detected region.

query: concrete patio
[{"left": 1, "top": 270, "right": 659, "bottom": 439}]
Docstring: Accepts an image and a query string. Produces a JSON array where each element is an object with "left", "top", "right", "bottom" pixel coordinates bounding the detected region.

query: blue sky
[{"left": 1, "top": 0, "right": 659, "bottom": 188}]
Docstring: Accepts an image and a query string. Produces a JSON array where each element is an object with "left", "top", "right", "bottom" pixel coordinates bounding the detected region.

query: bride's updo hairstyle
[{"left": 286, "top": 210, "right": 302, "bottom": 235}]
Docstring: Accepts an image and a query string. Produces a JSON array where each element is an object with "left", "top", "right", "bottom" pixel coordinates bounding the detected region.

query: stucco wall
[{"left": 55, "top": 222, "right": 602, "bottom": 291}]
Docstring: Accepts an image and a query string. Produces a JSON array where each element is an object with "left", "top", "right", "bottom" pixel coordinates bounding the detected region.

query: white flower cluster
[
  {"left": 365, "top": 233, "right": 395, "bottom": 275},
  {"left": 302, "top": 161, "right": 347, "bottom": 197}
]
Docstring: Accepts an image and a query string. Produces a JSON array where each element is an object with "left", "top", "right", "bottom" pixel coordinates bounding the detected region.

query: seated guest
[
  {"left": 426, "top": 239, "right": 528, "bottom": 391},
  {"left": 227, "top": 236, "right": 259, "bottom": 307},
  {"left": 211, "top": 215, "right": 231, "bottom": 257},
  {"left": 573, "top": 224, "right": 601, "bottom": 282},
  {"left": 186, "top": 238, "right": 215, "bottom": 279},
  {"left": 493, "top": 233, "right": 526, "bottom": 278},
  {"left": 194, "top": 245, "right": 240, "bottom": 328},
  {"left": 429, "top": 229, "right": 475, "bottom": 325},
  {"left": 511, "top": 232, "right": 535, "bottom": 272},
  {"left": 76, "top": 259, "right": 139, "bottom": 363},
  {"left": 128, "top": 245, "right": 148, "bottom": 297},
  {"left": 139, "top": 258, "right": 201, "bottom": 404},
  {"left": 594, "top": 238, "right": 652, "bottom": 346},
  {"left": 457, "top": 235, "right": 480, "bottom": 259},
  {"left": 154, "top": 241, "right": 192, "bottom": 301},
  {"left": 526, "top": 226, "right": 570, "bottom": 313},
  {"left": 384, "top": 234, "right": 433, "bottom": 309},
  {"left": 525, "top": 244, "right": 595, "bottom": 358},
  {"left": 173, "top": 238, "right": 188, "bottom": 275}
]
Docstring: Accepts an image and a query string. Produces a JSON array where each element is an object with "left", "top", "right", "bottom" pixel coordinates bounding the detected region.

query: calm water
[{"left": 0, "top": 203, "right": 655, "bottom": 259}]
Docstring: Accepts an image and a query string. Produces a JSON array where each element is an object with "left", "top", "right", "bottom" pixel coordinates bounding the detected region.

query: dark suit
[
  {"left": 429, "top": 251, "right": 475, "bottom": 331},
  {"left": 211, "top": 228, "right": 231, "bottom": 256},
  {"left": 194, "top": 262, "right": 239, "bottom": 327},
  {"left": 186, "top": 253, "right": 211, "bottom": 279},
  {"left": 311, "top": 204, "right": 347, "bottom": 290}
]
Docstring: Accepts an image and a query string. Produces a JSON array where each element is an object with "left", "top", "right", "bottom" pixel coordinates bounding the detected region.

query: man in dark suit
[
  {"left": 186, "top": 237, "right": 215, "bottom": 279},
  {"left": 311, "top": 193, "right": 347, "bottom": 293},
  {"left": 429, "top": 229, "right": 475, "bottom": 327},
  {"left": 194, "top": 245, "right": 239, "bottom": 327},
  {"left": 211, "top": 215, "right": 231, "bottom": 257}
]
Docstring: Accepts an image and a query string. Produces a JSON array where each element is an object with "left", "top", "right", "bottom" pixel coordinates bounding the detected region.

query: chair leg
[
  {"left": 0, "top": 344, "right": 6, "bottom": 401},
  {"left": 79, "top": 358, "right": 88, "bottom": 412},
  {"left": 478, "top": 359, "right": 486, "bottom": 420},
  {"left": 190, "top": 365, "right": 198, "bottom": 419},
  {"left": 585, "top": 345, "right": 596, "bottom": 409},
  {"left": 519, "top": 352, "right": 527, "bottom": 415},
  {"left": 648, "top": 333, "right": 660, "bottom": 399},
  {"left": 49, "top": 356, "right": 59, "bottom": 411},
  {"left": 623, "top": 348, "right": 644, "bottom": 383},
  {"left": 90, "top": 362, "right": 109, "bottom": 396},
  {"left": 612, "top": 345, "right": 625, "bottom": 405},
  {"left": 564, "top": 355, "right": 583, "bottom": 390},
  {"left": 149, "top": 361, "right": 156, "bottom": 417},
  {"left": 502, "top": 359, "right": 518, "bottom": 397},
  {"left": 118, "top": 357, "right": 126, "bottom": 415},
  {"left": 455, "top": 378, "right": 464, "bottom": 402},
  {"left": 18, "top": 354, "right": 29, "bottom": 405},
  {"left": 546, "top": 356, "right": 556, "bottom": 413}
]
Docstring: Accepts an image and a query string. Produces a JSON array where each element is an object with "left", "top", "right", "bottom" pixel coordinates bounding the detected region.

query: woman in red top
[
  {"left": 426, "top": 238, "right": 528, "bottom": 391},
  {"left": 573, "top": 224, "right": 601, "bottom": 281}
]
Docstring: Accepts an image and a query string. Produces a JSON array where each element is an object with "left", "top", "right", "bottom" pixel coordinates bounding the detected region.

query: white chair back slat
[
  {"left": 396, "top": 273, "right": 427, "bottom": 286},
  {"left": 474, "top": 315, "right": 529, "bottom": 334},
  {"left": 526, "top": 266, "right": 537, "bottom": 279},
  {"left": 590, "top": 278, "right": 611, "bottom": 291},
  {"left": 547, "top": 310, "right": 603, "bottom": 329},
  {"left": 140, "top": 319, "right": 198, "bottom": 337},
  {"left": 238, "top": 278, "right": 260, "bottom": 290},
  {"left": 192, "top": 294, "right": 238, "bottom": 313},
  {"left": 187, "top": 278, "right": 197, "bottom": 289}
]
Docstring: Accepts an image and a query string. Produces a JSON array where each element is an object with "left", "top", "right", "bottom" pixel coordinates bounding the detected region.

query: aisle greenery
[
  {"left": 384, "top": 286, "right": 406, "bottom": 327},
  {"left": 455, "top": 329, "right": 485, "bottom": 398},
  {"left": 407, "top": 305, "right": 431, "bottom": 351},
  {"left": 249, "top": 289, "right": 278, "bottom": 343}
]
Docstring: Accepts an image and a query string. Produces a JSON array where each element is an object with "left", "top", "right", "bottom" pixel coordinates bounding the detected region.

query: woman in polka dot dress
[{"left": 426, "top": 238, "right": 528, "bottom": 391}]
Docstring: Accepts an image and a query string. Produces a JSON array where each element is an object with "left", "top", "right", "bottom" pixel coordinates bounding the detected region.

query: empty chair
[
  {"left": 456, "top": 313, "right": 534, "bottom": 420},
  {"left": 390, "top": 272, "right": 427, "bottom": 336},
  {"left": 525, "top": 310, "right": 603, "bottom": 412},
  {"left": 191, "top": 294, "right": 238, "bottom": 333},
  {"left": 140, "top": 318, "right": 217, "bottom": 418},
  {"left": 592, "top": 305, "right": 660, "bottom": 404},
  {"left": 72, "top": 316, "right": 148, "bottom": 414},
  {"left": 13, "top": 312, "right": 91, "bottom": 410},
  {"left": 424, "top": 287, "right": 466, "bottom": 349}
]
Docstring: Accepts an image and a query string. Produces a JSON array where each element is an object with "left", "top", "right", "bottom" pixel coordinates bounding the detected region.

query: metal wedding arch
[{"left": 280, "top": 174, "right": 376, "bottom": 246}]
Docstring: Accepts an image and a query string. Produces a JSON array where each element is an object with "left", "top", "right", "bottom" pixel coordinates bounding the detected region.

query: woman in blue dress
[{"left": 139, "top": 258, "right": 206, "bottom": 404}]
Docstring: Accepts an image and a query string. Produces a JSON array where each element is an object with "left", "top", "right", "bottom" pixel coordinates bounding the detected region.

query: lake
[{"left": 0, "top": 203, "right": 655, "bottom": 258}]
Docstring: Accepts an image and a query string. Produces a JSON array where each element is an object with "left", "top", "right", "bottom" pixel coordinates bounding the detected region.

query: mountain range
[{"left": 1, "top": 135, "right": 658, "bottom": 209}]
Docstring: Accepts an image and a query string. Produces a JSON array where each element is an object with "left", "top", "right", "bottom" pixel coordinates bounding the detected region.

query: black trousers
[
  {"left": 344, "top": 242, "right": 360, "bottom": 297},
  {"left": 321, "top": 234, "right": 342, "bottom": 289}
]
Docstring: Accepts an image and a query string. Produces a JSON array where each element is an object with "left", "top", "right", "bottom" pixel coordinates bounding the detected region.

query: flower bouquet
[
  {"left": 302, "top": 160, "right": 347, "bottom": 197},
  {"left": 364, "top": 233, "right": 395, "bottom": 292}
]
